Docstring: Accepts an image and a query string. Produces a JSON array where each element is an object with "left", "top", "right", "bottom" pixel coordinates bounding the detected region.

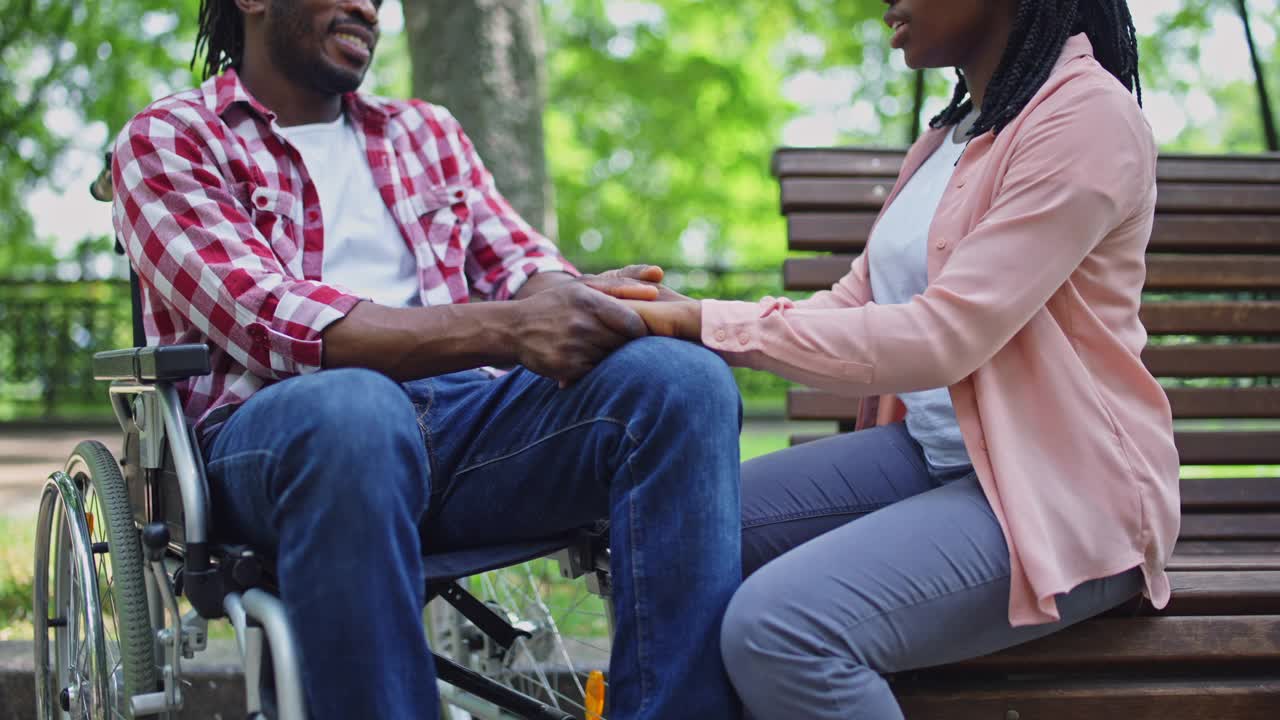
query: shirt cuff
[
  {"left": 498, "top": 256, "right": 581, "bottom": 300},
  {"left": 701, "top": 299, "right": 768, "bottom": 362},
  {"left": 246, "top": 289, "right": 363, "bottom": 377}
]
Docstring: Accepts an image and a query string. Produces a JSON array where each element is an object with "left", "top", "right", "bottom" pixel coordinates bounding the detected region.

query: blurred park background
[
  {"left": 1, "top": 0, "right": 1278, "bottom": 638},
  {"left": 0, "top": 0, "right": 1277, "bottom": 424}
]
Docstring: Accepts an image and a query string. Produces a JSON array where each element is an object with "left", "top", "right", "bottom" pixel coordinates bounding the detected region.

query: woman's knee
[{"left": 720, "top": 570, "right": 815, "bottom": 679}]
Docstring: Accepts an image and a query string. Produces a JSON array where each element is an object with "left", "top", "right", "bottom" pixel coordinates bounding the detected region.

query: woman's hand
[{"left": 620, "top": 299, "right": 702, "bottom": 340}]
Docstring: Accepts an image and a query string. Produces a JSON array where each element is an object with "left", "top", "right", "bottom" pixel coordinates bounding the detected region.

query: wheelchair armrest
[{"left": 93, "top": 344, "right": 211, "bottom": 382}]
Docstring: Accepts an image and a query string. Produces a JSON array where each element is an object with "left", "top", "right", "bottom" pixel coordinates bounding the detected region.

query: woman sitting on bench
[{"left": 596, "top": 1, "right": 1177, "bottom": 717}]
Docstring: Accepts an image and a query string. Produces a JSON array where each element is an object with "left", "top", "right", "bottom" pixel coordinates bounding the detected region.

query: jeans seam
[
  {"left": 621, "top": 438, "right": 653, "bottom": 717},
  {"left": 453, "top": 416, "right": 639, "bottom": 477},
  {"left": 415, "top": 381, "right": 440, "bottom": 492},
  {"left": 742, "top": 504, "right": 889, "bottom": 529},
  {"left": 205, "top": 448, "right": 278, "bottom": 470}
]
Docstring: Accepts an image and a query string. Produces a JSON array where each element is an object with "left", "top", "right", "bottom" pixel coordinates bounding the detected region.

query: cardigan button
[
  {"left": 715, "top": 330, "right": 727, "bottom": 342},
  {"left": 935, "top": 238, "right": 948, "bottom": 250},
  {"left": 738, "top": 333, "right": 751, "bottom": 346}
]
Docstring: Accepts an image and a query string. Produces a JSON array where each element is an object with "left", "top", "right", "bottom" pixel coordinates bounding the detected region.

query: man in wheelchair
[{"left": 97, "top": 0, "right": 742, "bottom": 717}]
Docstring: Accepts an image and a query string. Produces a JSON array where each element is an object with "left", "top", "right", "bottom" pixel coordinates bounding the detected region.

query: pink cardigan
[{"left": 702, "top": 34, "right": 1180, "bottom": 626}]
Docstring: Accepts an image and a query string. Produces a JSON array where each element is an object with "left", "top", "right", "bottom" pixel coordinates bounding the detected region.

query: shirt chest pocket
[
  {"left": 410, "top": 184, "right": 471, "bottom": 270},
  {"left": 246, "top": 186, "right": 304, "bottom": 266}
]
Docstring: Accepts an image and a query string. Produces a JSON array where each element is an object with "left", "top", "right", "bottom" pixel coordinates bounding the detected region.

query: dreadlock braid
[
  {"left": 929, "top": 0, "right": 1143, "bottom": 137},
  {"left": 193, "top": 0, "right": 244, "bottom": 79},
  {"left": 932, "top": 70, "right": 974, "bottom": 128}
]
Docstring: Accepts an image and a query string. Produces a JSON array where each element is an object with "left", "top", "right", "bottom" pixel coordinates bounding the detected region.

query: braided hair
[
  {"left": 192, "top": 0, "right": 244, "bottom": 79},
  {"left": 931, "top": 0, "right": 1142, "bottom": 137}
]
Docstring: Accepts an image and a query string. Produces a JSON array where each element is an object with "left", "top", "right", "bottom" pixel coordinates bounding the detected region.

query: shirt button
[
  {"left": 453, "top": 190, "right": 465, "bottom": 201},
  {"left": 715, "top": 330, "right": 727, "bottom": 342},
  {"left": 256, "top": 196, "right": 269, "bottom": 208},
  {"left": 935, "top": 238, "right": 948, "bottom": 250},
  {"left": 738, "top": 333, "right": 751, "bottom": 346},
  {"left": 306, "top": 209, "right": 320, "bottom": 222}
]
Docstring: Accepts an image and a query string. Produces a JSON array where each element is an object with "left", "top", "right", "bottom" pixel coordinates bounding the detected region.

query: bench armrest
[{"left": 93, "top": 344, "right": 211, "bottom": 382}]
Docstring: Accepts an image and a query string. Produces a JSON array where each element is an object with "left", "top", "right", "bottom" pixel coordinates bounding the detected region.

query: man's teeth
[{"left": 335, "top": 33, "right": 368, "bottom": 50}]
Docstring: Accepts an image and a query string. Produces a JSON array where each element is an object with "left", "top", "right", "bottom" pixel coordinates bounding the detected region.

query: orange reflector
[
  {"left": 85, "top": 511, "right": 95, "bottom": 537},
  {"left": 585, "top": 670, "right": 605, "bottom": 720}
]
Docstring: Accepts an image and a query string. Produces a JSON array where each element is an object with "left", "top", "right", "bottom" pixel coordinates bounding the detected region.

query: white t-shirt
[
  {"left": 868, "top": 126, "right": 971, "bottom": 473},
  {"left": 277, "top": 114, "right": 420, "bottom": 307}
]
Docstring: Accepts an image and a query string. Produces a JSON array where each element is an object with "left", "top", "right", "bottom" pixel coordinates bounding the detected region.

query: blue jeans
[
  {"left": 721, "top": 423, "right": 1142, "bottom": 719},
  {"left": 201, "top": 338, "right": 743, "bottom": 720}
]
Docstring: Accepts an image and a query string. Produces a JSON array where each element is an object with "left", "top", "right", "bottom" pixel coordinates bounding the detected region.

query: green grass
[{"left": 0, "top": 516, "right": 36, "bottom": 640}]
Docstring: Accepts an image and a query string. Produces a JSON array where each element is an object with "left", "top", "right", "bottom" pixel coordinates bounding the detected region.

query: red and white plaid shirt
[{"left": 112, "top": 69, "right": 575, "bottom": 428}]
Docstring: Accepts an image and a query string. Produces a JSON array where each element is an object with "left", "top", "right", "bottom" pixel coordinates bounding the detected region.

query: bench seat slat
[
  {"left": 1181, "top": 478, "right": 1280, "bottom": 511},
  {"left": 1141, "top": 302, "right": 1280, "bottom": 336},
  {"left": 1180, "top": 515, "right": 1280, "bottom": 541},
  {"left": 1144, "top": 344, "right": 1280, "bottom": 378},
  {"left": 787, "top": 213, "right": 1280, "bottom": 253},
  {"left": 894, "top": 676, "right": 1280, "bottom": 720},
  {"left": 783, "top": 254, "right": 1280, "bottom": 292},
  {"left": 1175, "top": 540, "right": 1280, "bottom": 556},
  {"left": 772, "top": 148, "right": 1280, "bottom": 184},
  {"left": 953, "top": 616, "right": 1280, "bottom": 669},
  {"left": 1167, "top": 554, "right": 1280, "bottom": 572},
  {"left": 780, "top": 178, "right": 1280, "bottom": 214},
  {"left": 788, "top": 387, "right": 1280, "bottom": 422},
  {"left": 789, "top": 431, "right": 1280, "bottom": 465}
]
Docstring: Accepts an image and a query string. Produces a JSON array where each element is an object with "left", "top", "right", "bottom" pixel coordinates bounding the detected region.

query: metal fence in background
[{"left": 0, "top": 279, "right": 133, "bottom": 418}]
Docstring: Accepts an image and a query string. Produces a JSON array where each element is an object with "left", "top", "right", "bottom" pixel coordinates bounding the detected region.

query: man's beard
[{"left": 266, "top": 0, "right": 366, "bottom": 96}]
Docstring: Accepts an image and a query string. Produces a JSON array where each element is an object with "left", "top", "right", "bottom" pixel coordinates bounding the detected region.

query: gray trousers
[{"left": 721, "top": 423, "right": 1143, "bottom": 719}]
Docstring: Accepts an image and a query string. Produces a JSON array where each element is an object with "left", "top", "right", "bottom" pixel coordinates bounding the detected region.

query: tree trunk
[
  {"left": 402, "top": 0, "right": 556, "bottom": 237},
  {"left": 1233, "top": 0, "right": 1279, "bottom": 151}
]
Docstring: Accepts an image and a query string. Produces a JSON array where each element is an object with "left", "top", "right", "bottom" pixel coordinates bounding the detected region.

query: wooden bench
[{"left": 772, "top": 147, "right": 1280, "bottom": 719}]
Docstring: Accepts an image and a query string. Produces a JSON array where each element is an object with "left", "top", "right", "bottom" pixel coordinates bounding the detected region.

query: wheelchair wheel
[
  {"left": 33, "top": 441, "right": 158, "bottom": 719},
  {"left": 429, "top": 560, "right": 612, "bottom": 720}
]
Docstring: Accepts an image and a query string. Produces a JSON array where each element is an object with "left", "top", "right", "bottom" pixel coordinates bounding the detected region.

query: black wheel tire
[{"left": 68, "top": 440, "right": 159, "bottom": 710}]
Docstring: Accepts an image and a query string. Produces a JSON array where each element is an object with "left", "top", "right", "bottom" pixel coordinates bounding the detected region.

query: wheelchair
[{"left": 31, "top": 158, "right": 615, "bottom": 720}]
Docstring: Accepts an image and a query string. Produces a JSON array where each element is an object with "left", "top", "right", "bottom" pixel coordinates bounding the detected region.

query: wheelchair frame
[{"left": 80, "top": 342, "right": 614, "bottom": 720}]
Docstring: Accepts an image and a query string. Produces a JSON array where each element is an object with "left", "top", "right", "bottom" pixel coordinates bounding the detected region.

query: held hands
[
  {"left": 580, "top": 264, "right": 702, "bottom": 340},
  {"left": 510, "top": 265, "right": 701, "bottom": 387},
  {"left": 512, "top": 281, "right": 649, "bottom": 386}
]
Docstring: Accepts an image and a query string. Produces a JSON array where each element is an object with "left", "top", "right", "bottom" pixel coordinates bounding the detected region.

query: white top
[
  {"left": 868, "top": 126, "right": 971, "bottom": 473},
  {"left": 277, "top": 114, "right": 420, "bottom": 307}
]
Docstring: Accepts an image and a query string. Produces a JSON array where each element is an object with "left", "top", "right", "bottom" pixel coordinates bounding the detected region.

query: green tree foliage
[
  {"left": 0, "top": 0, "right": 203, "bottom": 272},
  {"left": 2, "top": 0, "right": 1276, "bottom": 272}
]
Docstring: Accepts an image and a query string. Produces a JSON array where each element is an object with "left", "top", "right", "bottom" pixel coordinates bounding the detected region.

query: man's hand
[
  {"left": 620, "top": 299, "right": 702, "bottom": 340},
  {"left": 514, "top": 282, "right": 650, "bottom": 385},
  {"left": 581, "top": 265, "right": 691, "bottom": 303}
]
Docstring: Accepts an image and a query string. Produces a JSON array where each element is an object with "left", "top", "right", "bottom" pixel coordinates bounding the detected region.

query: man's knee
[{"left": 601, "top": 337, "right": 741, "bottom": 421}]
